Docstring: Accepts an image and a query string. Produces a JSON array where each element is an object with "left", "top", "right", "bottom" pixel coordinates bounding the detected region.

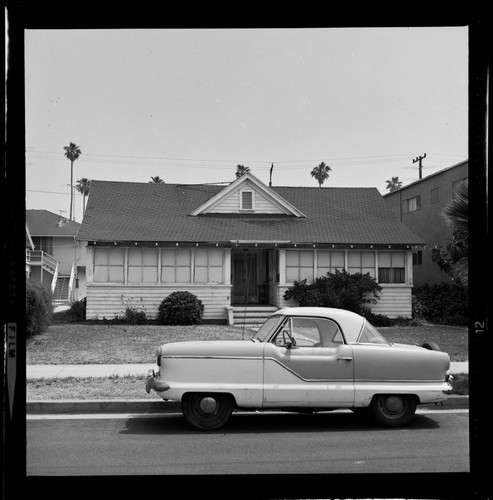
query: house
[
  {"left": 383, "top": 160, "right": 468, "bottom": 286},
  {"left": 77, "top": 173, "right": 425, "bottom": 325},
  {"left": 26, "top": 210, "right": 87, "bottom": 304}
]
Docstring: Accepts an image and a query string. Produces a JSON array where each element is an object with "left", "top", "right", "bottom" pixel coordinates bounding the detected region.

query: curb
[
  {"left": 26, "top": 395, "right": 468, "bottom": 415},
  {"left": 26, "top": 399, "right": 181, "bottom": 415}
]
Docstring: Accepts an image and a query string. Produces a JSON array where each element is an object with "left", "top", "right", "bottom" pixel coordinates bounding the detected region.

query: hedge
[{"left": 26, "top": 279, "right": 53, "bottom": 336}]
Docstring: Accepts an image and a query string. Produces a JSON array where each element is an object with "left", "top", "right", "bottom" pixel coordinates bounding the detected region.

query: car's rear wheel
[
  {"left": 181, "top": 393, "right": 234, "bottom": 431},
  {"left": 370, "top": 394, "right": 417, "bottom": 427}
]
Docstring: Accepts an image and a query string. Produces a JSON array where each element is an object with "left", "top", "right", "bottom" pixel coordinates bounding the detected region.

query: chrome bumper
[{"left": 145, "top": 369, "right": 170, "bottom": 394}]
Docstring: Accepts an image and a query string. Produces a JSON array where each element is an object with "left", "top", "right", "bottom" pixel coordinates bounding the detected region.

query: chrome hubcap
[
  {"left": 199, "top": 397, "right": 217, "bottom": 414},
  {"left": 383, "top": 396, "right": 404, "bottom": 414}
]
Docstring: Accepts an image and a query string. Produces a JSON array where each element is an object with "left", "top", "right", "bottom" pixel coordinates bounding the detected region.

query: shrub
[
  {"left": 157, "top": 291, "right": 204, "bottom": 325},
  {"left": 361, "top": 309, "right": 396, "bottom": 327},
  {"left": 26, "top": 279, "right": 53, "bottom": 336},
  {"left": 412, "top": 283, "right": 468, "bottom": 325},
  {"left": 69, "top": 297, "right": 87, "bottom": 322},
  {"left": 121, "top": 295, "right": 148, "bottom": 325},
  {"left": 124, "top": 307, "right": 148, "bottom": 325},
  {"left": 283, "top": 269, "right": 382, "bottom": 315}
]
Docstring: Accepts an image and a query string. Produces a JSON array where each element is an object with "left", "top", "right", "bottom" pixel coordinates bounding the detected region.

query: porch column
[
  {"left": 85, "top": 246, "right": 94, "bottom": 283},
  {"left": 406, "top": 249, "right": 413, "bottom": 286},
  {"left": 224, "top": 248, "right": 231, "bottom": 286},
  {"left": 278, "top": 248, "right": 286, "bottom": 285}
]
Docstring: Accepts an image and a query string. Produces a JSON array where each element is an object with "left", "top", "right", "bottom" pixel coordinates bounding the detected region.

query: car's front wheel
[
  {"left": 181, "top": 393, "right": 234, "bottom": 431},
  {"left": 369, "top": 394, "right": 417, "bottom": 427}
]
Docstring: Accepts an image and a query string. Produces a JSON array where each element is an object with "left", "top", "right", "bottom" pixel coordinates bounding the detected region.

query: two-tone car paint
[{"left": 147, "top": 307, "right": 452, "bottom": 428}]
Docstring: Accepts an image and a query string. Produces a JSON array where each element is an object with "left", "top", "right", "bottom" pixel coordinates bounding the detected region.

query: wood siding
[
  {"left": 370, "top": 285, "right": 412, "bottom": 318},
  {"left": 207, "top": 182, "right": 286, "bottom": 214},
  {"left": 86, "top": 284, "right": 232, "bottom": 321}
]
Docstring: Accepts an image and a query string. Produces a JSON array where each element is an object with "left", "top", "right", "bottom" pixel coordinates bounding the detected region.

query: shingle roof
[
  {"left": 26, "top": 210, "right": 81, "bottom": 237},
  {"left": 77, "top": 180, "right": 425, "bottom": 245}
]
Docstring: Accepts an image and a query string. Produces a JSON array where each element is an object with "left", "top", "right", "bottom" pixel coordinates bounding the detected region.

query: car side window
[
  {"left": 272, "top": 317, "right": 344, "bottom": 348},
  {"left": 313, "top": 318, "right": 344, "bottom": 347},
  {"left": 292, "top": 318, "right": 322, "bottom": 346}
]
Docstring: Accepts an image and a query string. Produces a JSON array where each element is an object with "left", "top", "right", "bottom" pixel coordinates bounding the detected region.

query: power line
[
  {"left": 26, "top": 155, "right": 426, "bottom": 171},
  {"left": 27, "top": 150, "right": 417, "bottom": 165},
  {"left": 27, "top": 189, "right": 71, "bottom": 195}
]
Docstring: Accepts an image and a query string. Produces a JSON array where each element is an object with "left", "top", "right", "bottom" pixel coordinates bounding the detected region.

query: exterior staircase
[
  {"left": 53, "top": 276, "right": 71, "bottom": 304},
  {"left": 231, "top": 305, "right": 278, "bottom": 330}
]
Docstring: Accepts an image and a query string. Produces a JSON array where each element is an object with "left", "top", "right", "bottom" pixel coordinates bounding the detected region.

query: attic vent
[{"left": 240, "top": 190, "right": 253, "bottom": 210}]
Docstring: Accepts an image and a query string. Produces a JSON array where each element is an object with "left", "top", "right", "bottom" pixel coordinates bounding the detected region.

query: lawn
[{"left": 26, "top": 323, "right": 249, "bottom": 365}]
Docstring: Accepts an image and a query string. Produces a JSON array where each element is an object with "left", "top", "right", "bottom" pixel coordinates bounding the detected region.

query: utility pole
[
  {"left": 413, "top": 153, "right": 426, "bottom": 180},
  {"left": 269, "top": 163, "right": 273, "bottom": 187}
]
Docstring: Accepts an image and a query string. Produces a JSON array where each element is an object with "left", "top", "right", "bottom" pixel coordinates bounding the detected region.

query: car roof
[{"left": 273, "top": 307, "right": 366, "bottom": 343}]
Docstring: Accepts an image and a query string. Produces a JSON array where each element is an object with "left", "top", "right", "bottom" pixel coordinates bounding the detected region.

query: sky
[{"left": 24, "top": 27, "right": 469, "bottom": 223}]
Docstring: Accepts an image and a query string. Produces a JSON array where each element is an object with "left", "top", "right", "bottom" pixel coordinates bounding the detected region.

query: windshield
[
  {"left": 357, "top": 321, "right": 389, "bottom": 345},
  {"left": 251, "top": 315, "right": 284, "bottom": 342}
]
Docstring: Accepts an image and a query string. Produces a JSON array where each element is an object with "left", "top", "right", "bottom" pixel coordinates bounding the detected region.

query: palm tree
[
  {"left": 310, "top": 162, "right": 332, "bottom": 188},
  {"left": 149, "top": 176, "right": 165, "bottom": 184},
  {"left": 385, "top": 176, "right": 403, "bottom": 192},
  {"left": 76, "top": 178, "right": 91, "bottom": 215},
  {"left": 63, "top": 142, "right": 82, "bottom": 220},
  {"left": 431, "top": 180, "right": 468, "bottom": 286},
  {"left": 235, "top": 165, "right": 250, "bottom": 178}
]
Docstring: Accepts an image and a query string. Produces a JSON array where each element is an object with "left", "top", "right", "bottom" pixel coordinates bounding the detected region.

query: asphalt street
[{"left": 27, "top": 408, "right": 469, "bottom": 476}]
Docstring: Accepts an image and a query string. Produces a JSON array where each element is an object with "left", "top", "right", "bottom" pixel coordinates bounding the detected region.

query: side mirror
[
  {"left": 286, "top": 337, "right": 297, "bottom": 349},
  {"left": 282, "top": 330, "right": 296, "bottom": 349}
]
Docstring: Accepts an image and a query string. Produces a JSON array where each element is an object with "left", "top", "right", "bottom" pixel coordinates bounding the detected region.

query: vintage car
[{"left": 146, "top": 307, "right": 453, "bottom": 430}]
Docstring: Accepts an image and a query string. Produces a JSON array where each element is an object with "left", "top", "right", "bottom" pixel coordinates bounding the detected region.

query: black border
[{"left": 4, "top": 6, "right": 490, "bottom": 499}]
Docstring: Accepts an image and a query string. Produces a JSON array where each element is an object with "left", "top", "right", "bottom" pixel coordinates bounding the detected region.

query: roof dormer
[{"left": 189, "top": 172, "right": 305, "bottom": 217}]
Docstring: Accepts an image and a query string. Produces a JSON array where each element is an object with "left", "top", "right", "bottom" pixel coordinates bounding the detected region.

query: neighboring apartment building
[
  {"left": 26, "top": 210, "right": 87, "bottom": 303},
  {"left": 383, "top": 160, "right": 468, "bottom": 286}
]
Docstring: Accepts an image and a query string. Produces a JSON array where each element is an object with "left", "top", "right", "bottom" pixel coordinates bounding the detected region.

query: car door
[{"left": 262, "top": 316, "right": 354, "bottom": 407}]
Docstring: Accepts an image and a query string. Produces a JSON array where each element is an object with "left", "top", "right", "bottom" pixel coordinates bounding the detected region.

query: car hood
[{"left": 159, "top": 339, "right": 264, "bottom": 358}]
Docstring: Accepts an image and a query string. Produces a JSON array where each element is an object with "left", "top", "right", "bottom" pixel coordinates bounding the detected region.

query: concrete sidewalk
[
  {"left": 27, "top": 363, "right": 155, "bottom": 379},
  {"left": 26, "top": 361, "right": 469, "bottom": 379}
]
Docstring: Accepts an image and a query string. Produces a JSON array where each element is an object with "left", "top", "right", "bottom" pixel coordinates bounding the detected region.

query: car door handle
[{"left": 337, "top": 356, "right": 353, "bottom": 361}]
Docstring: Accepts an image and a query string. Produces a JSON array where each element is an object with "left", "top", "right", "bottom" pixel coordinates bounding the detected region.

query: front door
[{"left": 232, "top": 251, "right": 258, "bottom": 303}]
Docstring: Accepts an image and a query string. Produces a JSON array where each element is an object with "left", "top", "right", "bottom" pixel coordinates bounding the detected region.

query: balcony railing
[
  {"left": 68, "top": 262, "right": 76, "bottom": 301},
  {"left": 26, "top": 249, "right": 58, "bottom": 274}
]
